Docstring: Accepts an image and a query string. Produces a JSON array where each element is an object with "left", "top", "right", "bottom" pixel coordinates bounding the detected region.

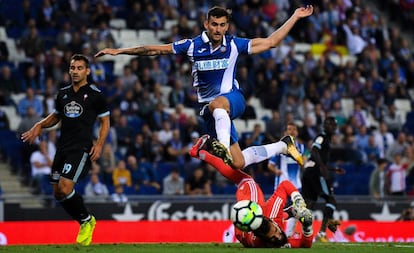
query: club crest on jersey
[
  {"left": 64, "top": 101, "right": 83, "bottom": 118},
  {"left": 220, "top": 45, "right": 226, "bottom": 52},
  {"left": 174, "top": 39, "right": 189, "bottom": 46}
]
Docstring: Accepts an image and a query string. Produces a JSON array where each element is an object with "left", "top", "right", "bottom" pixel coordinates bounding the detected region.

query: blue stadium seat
[
  {"left": 138, "top": 185, "right": 159, "bottom": 195},
  {"left": 222, "top": 184, "right": 237, "bottom": 195},
  {"left": 156, "top": 162, "right": 173, "bottom": 183}
]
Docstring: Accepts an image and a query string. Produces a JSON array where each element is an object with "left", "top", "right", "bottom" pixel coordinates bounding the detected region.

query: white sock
[
  {"left": 285, "top": 217, "right": 297, "bottom": 237},
  {"left": 213, "top": 108, "right": 231, "bottom": 149},
  {"left": 242, "top": 141, "right": 285, "bottom": 168}
]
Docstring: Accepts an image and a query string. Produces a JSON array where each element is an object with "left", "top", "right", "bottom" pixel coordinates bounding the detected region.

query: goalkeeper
[{"left": 189, "top": 135, "right": 313, "bottom": 248}]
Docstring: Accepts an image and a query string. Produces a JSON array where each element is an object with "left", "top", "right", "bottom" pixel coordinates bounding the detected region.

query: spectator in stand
[
  {"left": 119, "top": 90, "right": 139, "bottom": 116},
  {"left": 111, "top": 185, "right": 128, "bottom": 203},
  {"left": 29, "top": 140, "right": 54, "bottom": 194},
  {"left": 383, "top": 104, "right": 403, "bottom": 136},
  {"left": 112, "top": 160, "right": 132, "bottom": 187},
  {"left": 342, "top": 17, "right": 367, "bottom": 56},
  {"left": 37, "top": 0, "right": 57, "bottom": 28},
  {"left": 163, "top": 129, "right": 189, "bottom": 167},
  {"left": 114, "top": 115, "right": 135, "bottom": 158},
  {"left": 363, "top": 135, "right": 382, "bottom": 164},
  {"left": 354, "top": 125, "right": 370, "bottom": 156},
  {"left": 20, "top": 65, "right": 45, "bottom": 95},
  {"left": 158, "top": 120, "right": 174, "bottom": 145},
  {"left": 19, "top": 26, "right": 44, "bottom": 58},
  {"left": 351, "top": 100, "right": 369, "bottom": 129},
  {"left": 126, "top": 2, "right": 145, "bottom": 30},
  {"left": 168, "top": 79, "right": 186, "bottom": 108},
  {"left": 162, "top": 167, "right": 185, "bottom": 195},
  {"left": 240, "top": 97, "right": 257, "bottom": 121},
  {"left": 387, "top": 152, "right": 408, "bottom": 196},
  {"left": 0, "top": 66, "right": 18, "bottom": 106},
  {"left": 119, "top": 65, "right": 138, "bottom": 92},
  {"left": 386, "top": 132, "right": 409, "bottom": 161},
  {"left": 142, "top": 3, "right": 163, "bottom": 30},
  {"left": 264, "top": 110, "right": 283, "bottom": 144},
  {"left": 98, "top": 143, "right": 116, "bottom": 186},
  {"left": 17, "top": 106, "right": 43, "bottom": 135},
  {"left": 185, "top": 167, "right": 212, "bottom": 196},
  {"left": 149, "top": 59, "right": 168, "bottom": 87},
  {"left": 150, "top": 83, "right": 168, "bottom": 106},
  {"left": 147, "top": 131, "right": 164, "bottom": 163},
  {"left": 373, "top": 121, "right": 395, "bottom": 159},
  {"left": 369, "top": 158, "right": 390, "bottom": 200},
  {"left": 243, "top": 123, "right": 264, "bottom": 149},
  {"left": 84, "top": 173, "right": 109, "bottom": 201},
  {"left": 126, "top": 133, "right": 151, "bottom": 162},
  {"left": 127, "top": 155, "right": 160, "bottom": 193}
]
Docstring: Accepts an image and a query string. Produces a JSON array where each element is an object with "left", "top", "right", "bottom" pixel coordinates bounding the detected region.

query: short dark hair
[
  {"left": 207, "top": 6, "right": 231, "bottom": 21},
  {"left": 253, "top": 217, "right": 288, "bottom": 248},
  {"left": 71, "top": 54, "right": 90, "bottom": 68}
]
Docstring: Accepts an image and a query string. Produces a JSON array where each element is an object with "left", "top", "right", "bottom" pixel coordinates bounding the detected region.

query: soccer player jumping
[{"left": 95, "top": 5, "right": 313, "bottom": 170}]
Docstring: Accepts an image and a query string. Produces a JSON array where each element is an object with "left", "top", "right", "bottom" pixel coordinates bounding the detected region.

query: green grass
[{"left": 2, "top": 243, "right": 414, "bottom": 253}]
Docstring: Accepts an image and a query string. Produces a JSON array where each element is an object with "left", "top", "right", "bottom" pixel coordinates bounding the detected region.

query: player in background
[
  {"left": 189, "top": 135, "right": 313, "bottom": 248},
  {"left": 95, "top": 5, "right": 313, "bottom": 170},
  {"left": 268, "top": 122, "right": 306, "bottom": 237},
  {"left": 301, "top": 116, "right": 345, "bottom": 242},
  {"left": 21, "top": 54, "right": 110, "bottom": 246}
]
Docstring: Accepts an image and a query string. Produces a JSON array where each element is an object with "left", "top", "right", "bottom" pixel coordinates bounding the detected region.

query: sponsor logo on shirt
[
  {"left": 194, "top": 58, "right": 229, "bottom": 71},
  {"left": 64, "top": 101, "right": 83, "bottom": 118}
]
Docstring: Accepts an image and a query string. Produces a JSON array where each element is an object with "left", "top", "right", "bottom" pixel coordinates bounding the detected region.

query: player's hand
[
  {"left": 21, "top": 124, "right": 42, "bottom": 144},
  {"left": 94, "top": 48, "right": 119, "bottom": 57},
  {"left": 89, "top": 144, "right": 103, "bottom": 161},
  {"left": 294, "top": 5, "right": 313, "bottom": 19}
]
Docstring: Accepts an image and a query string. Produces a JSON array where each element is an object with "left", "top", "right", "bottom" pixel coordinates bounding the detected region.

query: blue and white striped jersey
[
  {"left": 269, "top": 143, "right": 306, "bottom": 190},
  {"left": 172, "top": 31, "right": 251, "bottom": 103}
]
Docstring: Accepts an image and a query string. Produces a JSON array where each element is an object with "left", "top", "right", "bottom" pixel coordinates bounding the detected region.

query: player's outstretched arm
[
  {"left": 250, "top": 5, "right": 313, "bottom": 54},
  {"left": 94, "top": 43, "right": 174, "bottom": 57},
  {"left": 21, "top": 113, "right": 60, "bottom": 144}
]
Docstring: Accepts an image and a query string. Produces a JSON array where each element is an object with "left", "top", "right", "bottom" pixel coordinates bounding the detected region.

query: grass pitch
[{"left": 2, "top": 243, "right": 414, "bottom": 253}]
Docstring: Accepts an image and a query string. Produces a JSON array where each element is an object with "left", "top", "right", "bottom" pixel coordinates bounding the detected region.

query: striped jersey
[{"left": 172, "top": 31, "right": 251, "bottom": 103}]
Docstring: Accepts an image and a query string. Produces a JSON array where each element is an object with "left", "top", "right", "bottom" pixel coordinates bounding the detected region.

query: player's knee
[
  {"left": 231, "top": 159, "right": 245, "bottom": 170},
  {"left": 209, "top": 98, "right": 229, "bottom": 113}
]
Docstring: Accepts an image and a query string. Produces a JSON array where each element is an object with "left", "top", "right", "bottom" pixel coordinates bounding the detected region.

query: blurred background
[{"left": 0, "top": 0, "right": 412, "bottom": 229}]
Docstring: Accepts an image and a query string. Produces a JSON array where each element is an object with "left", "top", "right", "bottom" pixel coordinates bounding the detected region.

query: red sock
[
  {"left": 199, "top": 150, "right": 250, "bottom": 185},
  {"left": 278, "top": 180, "right": 298, "bottom": 196}
]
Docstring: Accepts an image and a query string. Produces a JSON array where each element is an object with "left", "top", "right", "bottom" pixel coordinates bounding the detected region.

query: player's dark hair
[
  {"left": 207, "top": 6, "right": 231, "bottom": 21},
  {"left": 253, "top": 217, "right": 288, "bottom": 248},
  {"left": 71, "top": 54, "right": 90, "bottom": 68}
]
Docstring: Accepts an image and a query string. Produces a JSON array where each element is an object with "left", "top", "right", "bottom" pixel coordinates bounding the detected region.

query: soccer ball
[{"left": 230, "top": 200, "right": 263, "bottom": 232}]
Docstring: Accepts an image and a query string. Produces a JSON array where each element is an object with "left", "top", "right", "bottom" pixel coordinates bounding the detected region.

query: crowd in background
[{"left": 0, "top": 0, "right": 414, "bottom": 201}]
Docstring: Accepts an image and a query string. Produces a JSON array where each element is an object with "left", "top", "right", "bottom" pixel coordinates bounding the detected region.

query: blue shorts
[{"left": 199, "top": 89, "right": 246, "bottom": 145}]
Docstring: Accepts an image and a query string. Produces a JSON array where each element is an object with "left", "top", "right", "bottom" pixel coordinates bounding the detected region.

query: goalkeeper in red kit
[{"left": 189, "top": 135, "right": 314, "bottom": 248}]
